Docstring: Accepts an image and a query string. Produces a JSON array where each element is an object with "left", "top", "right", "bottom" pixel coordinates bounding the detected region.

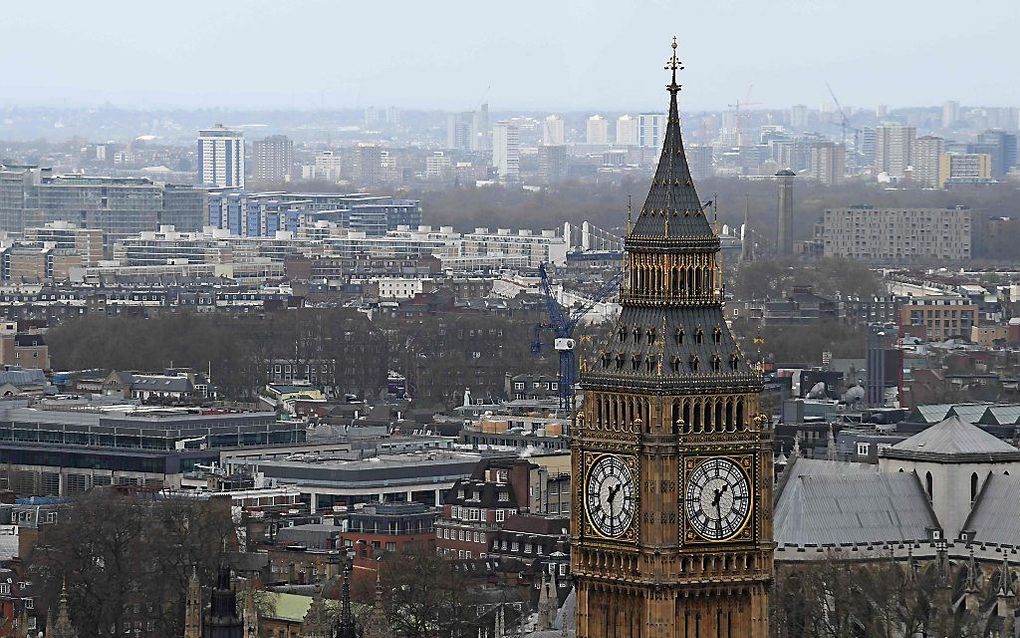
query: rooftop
[{"left": 882, "top": 416, "right": 1020, "bottom": 463}]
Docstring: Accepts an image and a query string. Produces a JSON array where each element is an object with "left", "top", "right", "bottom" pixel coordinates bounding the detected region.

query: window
[
  {"left": 495, "top": 509, "right": 505, "bottom": 523},
  {"left": 498, "top": 491, "right": 509, "bottom": 502},
  {"left": 511, "top": 542, "right": 519, "bottom": 552},
  {"left": 469, "top": 509, "right": 480, "bottom": 521},
  {"left": 524, "top": 543, "right": 532, "bottom": 554},
  {"left": 856, "top": 442, "right": 869, "bottom": 457}
]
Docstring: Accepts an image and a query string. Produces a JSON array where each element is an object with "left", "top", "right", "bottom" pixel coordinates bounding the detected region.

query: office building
[
  {"left": 492, "top": 121, "right": 520, "bottom": 181},
  {"left": 938, "top": 153, "right": 993, "bottom": 187},
  {"left": 197, "top": 125, "right": 244, "bottom": 188},
  {"left": 857, "top": 127, "right": 877, "bottom": 169},
  {"left": 808, "top": 142, "right": 845, "bottom": 185},
  {"left": 874, "top": 124, "right": 915, "bottom": 178},
  {"left": 542, "top": 115, "right": 565, "bottom": 146},
  {"left": 776, "top": 169, "right": 795, "bottom": 256},
  {"left": 972, "top": 129, "right": 1018, "bottom": 177},
  {"left": 251, "top": 135, "right": 293, "bottom": 183},
  {"left": 821, "top": 206, "right": 972, "bottom": 262},
  {"left": 0, "top": 402, "right": 300, "bottom": 497},
  {"left": 425, "top": 151, "right": 453, "bottom": 180},
  {"left": 313, "top": 151, "right": 343, "bottom": 182},
  {"left": 585, "top": 115, "right": 608, "bottom": 145},
  {"left": 615, "top": 115, "right": 638, "bottom": 146},
  {"left": 447, "top": 105, "right": 490, "bottom": 151},
  {"left": 0, "top": 166, "right": 206, "bottom": 243},
  {"left": 912, "top": 136, "right": 945, "bottom": 188}
]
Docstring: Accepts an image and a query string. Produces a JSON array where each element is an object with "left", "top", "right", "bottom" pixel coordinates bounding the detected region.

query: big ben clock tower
[{"left": 571, "top": 38, "right": 773, "bottom": 638}]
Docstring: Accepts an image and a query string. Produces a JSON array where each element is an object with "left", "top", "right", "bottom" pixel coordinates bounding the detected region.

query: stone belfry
[{"left": 572, "top": 37, "right": 773, "bottom": 638}]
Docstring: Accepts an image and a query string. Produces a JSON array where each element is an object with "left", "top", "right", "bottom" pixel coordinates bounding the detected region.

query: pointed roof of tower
[{"left": 629, "top": 37, "right": 716, "bottom": 246}]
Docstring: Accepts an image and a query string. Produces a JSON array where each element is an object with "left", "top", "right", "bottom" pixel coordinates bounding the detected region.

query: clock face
[
  {"left": 684, "top": 457, "right": 752, "bottom": 542},
  {"left": 585, "top": 455, "right": 636, "bottom": 538}
]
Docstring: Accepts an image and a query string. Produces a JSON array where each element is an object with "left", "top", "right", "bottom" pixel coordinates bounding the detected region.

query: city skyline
[{"left": 2, "top": 0, "right": 1019, "bottom": 111}]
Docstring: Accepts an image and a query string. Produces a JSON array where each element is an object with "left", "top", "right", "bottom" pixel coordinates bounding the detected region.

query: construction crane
[
  {"left": 825, "top": 82, "right": 857, "bottom": 148},
  {"left": 532, "top": 263, "right": 623, "bottom": 411},
  {"left": 727, "top": 85, "right": 762, "bottom": 146}
]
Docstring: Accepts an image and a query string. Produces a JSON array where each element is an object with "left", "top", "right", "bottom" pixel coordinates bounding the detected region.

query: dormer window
[
  {"left": 695, "top": 326, "right": 704, "bottom": 344},
  {"left": 689, "top": 355, "right": 699, "bottom": 372},
  {"left": 675, "top": 326, "right": 684, "bottom": 344},
  {"left": 646, "top": 328, "right": 656, "bottom": 345},
  {"left": 615, "top": 353, "right": 625, "bottom": 370},
  {"left": 670, "top": 355, "right": 681, "bottom": 373},
  {"left": 601, "top": 352, "right": 611, "bottom": 368},
  {"left": 646, "top": 356, "right": 656, "bottom": 372},
  {"left": 632, "top": 354, "right": 642, "bottom": 371},
  {"left": 713, "top": 326, "right": 722, "bottom": 344},
  {"left": 730, "top": 353, "right": 740, "bottom": 370},
  {"left": 618, "top": 326, "right": 627, "bottom": 342},
  {"left": 632, "top": 326, "right": 641, "bottom": 343},
  {"left": 711, "top": 355, "right": 721, "bottom": 372}
]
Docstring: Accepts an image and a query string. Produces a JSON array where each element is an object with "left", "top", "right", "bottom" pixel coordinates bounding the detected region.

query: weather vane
[{"left": 665, "top": 36, "right": 684, "bottom": 94}]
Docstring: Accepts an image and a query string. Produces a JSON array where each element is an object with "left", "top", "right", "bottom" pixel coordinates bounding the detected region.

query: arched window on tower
[
  {"left": 925, "top": 472, "right": 934, "bottom": 503},
  {"left": 971, "top": 472, "right": 979, "bottom": 503}
]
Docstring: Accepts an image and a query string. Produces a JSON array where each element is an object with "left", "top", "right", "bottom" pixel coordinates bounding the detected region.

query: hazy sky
[{"left": 2, "top": 0, "right": 1017, "bottom": 112}]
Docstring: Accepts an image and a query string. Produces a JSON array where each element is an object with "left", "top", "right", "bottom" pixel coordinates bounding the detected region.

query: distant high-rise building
[
  {"left": 808, "top": 142, "right": 846, "bottom": 185},
  {"left": 687, "top": 145, "right": 714, "bottom": 181},
  {"left": 447, "top": 112, "right": 473, "bottom": 150},
  {"left": 586, "top": 115, "right": 609, "bottom": 145},
  {"left": 776, "top": 169, "right": 795, "bottom": 256},
  {"left": 973, "top": 129, "right": 1018, "bottom": 177},
  {"left": 615, "top": 115, "right": 638, "bottom": 146},
  {"left": 492, "top": 121, "right": 520, "bottom": 180},
  {"left": 857, "top": 127, "right": 877, "bottom": 168},
  {"left": 789, "top": 105, "right": 809, "bottom": 129},
  {"left": 353, "top": 145, "right": 382, "bottom": 186},
  {"left": 876, "top": 104, "right": 889, "bottom": 118},
  {"left": 637, "top": 113, "right": 666, "bottom": 148},
  {"left": 822, "top": 206, "right": 971, "bottom": 261},
  {"left": 537, "top": 145, "right": 568, "bottom": 183},
  {"left": 542, "top": 115, "right": 565, "bottom": 146},
  {"left": 473, "top": 104, "right": 490, "bottom": 151},
  {"left": 251, "top": 135, "right": 293, "bottom": 183},
  {"left": 913, "top": 136, "right": 945, "bottom": 188},
  {"left": 197, "top": 124, "right": 244, "bottom": 188},
  {"left": 874, "top": 124, "right": 915, "bottom": 178},
  {"left": 942, "top": 101, "right": 960, "bottom": 129},
  {"left": 314, "top": 151, "right": 343, "bottom": 182},
  {"left": 939, "top": 153, "right": 992, "bottom": 188}
]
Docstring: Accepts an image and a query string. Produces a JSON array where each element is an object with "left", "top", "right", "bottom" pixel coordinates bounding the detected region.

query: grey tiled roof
[
  {"left": 882, "top": 416, "right": 1020, "bottom": 462},
  {"left": 582, "top": 305, "right": 760, "bottom": 393},
  {"left": 775, "top": 458, "right": 937, "bottom": 546},
  {"left": 963, "top": 473, "right": 1020, "bottom": 546},
  {"left": 627, "top": 89, "right": 716, "bottom": 246}
]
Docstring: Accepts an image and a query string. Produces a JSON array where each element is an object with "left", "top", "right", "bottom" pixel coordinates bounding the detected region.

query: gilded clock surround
[
  {"left": 571, "top": 38, "right": 773, "bottom": 638},
  {"left": 583, "top": 453, "right": 639, "bottom": 542}
]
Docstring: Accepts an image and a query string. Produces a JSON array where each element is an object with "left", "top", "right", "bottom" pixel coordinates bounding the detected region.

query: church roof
[
  {"left": 962, "top": 473, "right": 1020, "bottom": 546},
  {"left": 882, "top": 416, "right": 1020, "bottom": 463},
  {"left": 774, "top": 458, "right": 938, "bottom": 546}
]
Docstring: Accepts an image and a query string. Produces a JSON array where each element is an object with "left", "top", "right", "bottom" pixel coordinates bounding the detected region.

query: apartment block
[{"left": 821, "top": 206, "right": 971, "bottom": 262}]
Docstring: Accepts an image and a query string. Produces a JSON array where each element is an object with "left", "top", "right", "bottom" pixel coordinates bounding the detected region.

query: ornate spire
[
  {"left": 629, "top": 37, "right": 714, "bottom": 244},
  {"left": 184, "top": 566, "right": 202, "bottom": 638},
  {"left": 1000, "top": 555, "right": 1015, "bottom": 597},
  {"left": 362, "top": 563, "right": 391, "bottom": 638},
  {"left": 335, "top": 558, "right": 358, "bottom": 638},
  {"left": 48, "top": 581, "right": 78, "bottom": 638},
  {"left": 665, "top": 35, "right": 683, "bottom": 96}
]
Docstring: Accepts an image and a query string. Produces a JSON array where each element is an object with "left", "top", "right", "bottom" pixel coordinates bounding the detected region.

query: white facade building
[
  {"left": 542, "top": 115, "right": 565, "bottom": 146},
  {"left": 586, "top": 115, "right": 609, "bottom": 145},
  {"left": 615, "top": 115, "right": 638, "bottom": 146},
  {"left": 637, "top": 113, "right": 666, "bottom": 149},
  {"left": 492, "top": 121, "right": 520, "bottom": 181},
  {"left": 197, "top": 125, "right": 244, "bottom": 188}
]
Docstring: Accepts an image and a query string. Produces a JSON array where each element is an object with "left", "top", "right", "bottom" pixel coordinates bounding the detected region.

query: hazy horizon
[{"left": 2, "top": 0, "right": 1018, "bottom": 112}]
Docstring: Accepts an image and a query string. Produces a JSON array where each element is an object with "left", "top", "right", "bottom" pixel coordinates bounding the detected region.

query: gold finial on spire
[{"left": 665, "top": 36, "right": 684, "bottom": 94}]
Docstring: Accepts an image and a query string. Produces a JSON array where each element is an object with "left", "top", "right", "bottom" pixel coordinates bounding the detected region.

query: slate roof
[
  {"left": 882, "top": 416, "right": 1020, "bottom": 463},
  {"left": 627, "top": 81, "right": 717, "bottom": 248},
  {"left": 0, "top": 368, "right": 46, "bottom": 388},
  {"left": 774, "top": 458, "right": 938, "bottom": 546},
  {"left": 582, "top": 305, "right": 761, "bottom": 393},
  {"left": 131, "top": 375, "right": 193, "bottom": 393},
  {"left": 962, "top": 473, "right": 1020, "bottom": 546}
]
